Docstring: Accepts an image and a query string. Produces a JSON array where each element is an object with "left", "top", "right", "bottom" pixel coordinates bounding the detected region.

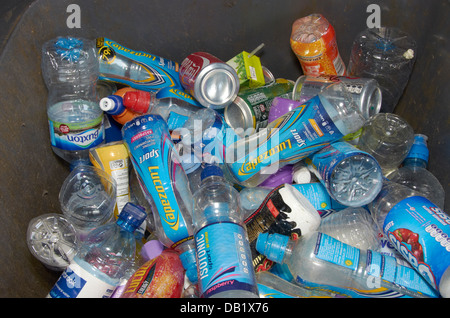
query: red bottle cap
[{"left": 123, "top": 90, "right": 152, "bottom": 113}]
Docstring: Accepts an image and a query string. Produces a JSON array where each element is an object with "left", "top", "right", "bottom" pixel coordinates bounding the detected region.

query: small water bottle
[
  {"left": 27, "top": 213, "right": 79, "bottom": 271},
  {"left": 318, "top": 207, "right": 381, "bottom": 251},
  {"left": 48, "top": 202, "right": 147, "bottom": 298},
  {"left": 192, "top": 164, "right": 259, "bottom": 298},
  {"left": 388, "top": 134, "right": 445, "bottom": 209},
  {"left": 59, "top": 165, "right": 117, "bottom": 240},
  {"left": 306, "top": 140, "right": 383, "bottom": 207},
  {"left": 357, "top": 113, "right": 414, "bottom": 176},
  {"left": 369, "top": 180, "right": 450, "bottom": 297},
  {"left": 347, "top": 27, "right": 417, "bottom": 113},
  {"left": 41, "top": 36, "right": 105, "bottom": 168},
  {"left": 256, "top": 231, "right": 439, "bottom": 298}
]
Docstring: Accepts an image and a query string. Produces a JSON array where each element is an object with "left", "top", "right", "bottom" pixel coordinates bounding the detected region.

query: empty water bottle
[
  {"left": 48, "top": 202, "right": 147, "bottom": 298},
  {"left": 388, "top": 134, "right": 445, "bottom": 209},
  {"left": 357, "top": 113, "right": 414, "bottom": 176},
  {"left": 347, "top": 27, "right": 417, "bottom": 113},
  {"left": 256, "top": 231, "right": 439, "bottom": 298},
  {"left": 59, "top": 165, "right": 117, "bottom": 240},
  {"left": 318, "top": 207, "right": 381, "bottom": 251},
  {"left": 27, "top": 213, "right": 79, "bottom": 271},
  {"left": 369, "top": 180, "right": 450, "bottom": 297},
  {"left": 41, "top": 36, "right": 105, "bottom": 168},
  {"left": 306, "top": 140, "right": 383, "bottom": 207},
  {"left": 192, "top": 164, "right": 259, "bottom": 298}
]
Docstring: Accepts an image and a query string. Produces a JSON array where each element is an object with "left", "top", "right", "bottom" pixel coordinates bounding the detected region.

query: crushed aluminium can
[{"left": 179, "top": 52, "right": 240, "bottom": 109}]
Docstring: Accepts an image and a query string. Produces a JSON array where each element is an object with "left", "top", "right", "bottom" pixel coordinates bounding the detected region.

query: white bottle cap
[
  {"left": 293, "top": 166, "right": 311, "bottom": 184},
  {"left": 99, "top": 97, "right": 115, "bottom": 111}
]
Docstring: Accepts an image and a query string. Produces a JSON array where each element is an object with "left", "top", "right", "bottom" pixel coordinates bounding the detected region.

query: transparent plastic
[
  {"left": 357, "top": 113, "right": 414, "bottom": 176},
  {"left": 224, "top": 82, "right": 365, "bottom": 187},
  {"left": 42, "top": 36, "right": 104, "bottom": 167},
  {"left": 388, "top": 134, "right": 445, "bottom": 209},
  {"left": 257, "top": 231, "right": 439, "bottom": 298},
  {"left": 27, "top": 213, "right": 79, "bottom": 271},
  {"left": 318, "top": 207, "right": 381, "bottom": 251},
  {"left": 48, "top": 202, "right": 147, "bottom": 298},
  {"left": 192, "top": 164, "right": 259, "bottom": 298},
  {"left": 347, "top": 27, "right": 417, "bottom": 113},
  {"left": 59, "top": 165, "right": 117, "bottom": 239}
]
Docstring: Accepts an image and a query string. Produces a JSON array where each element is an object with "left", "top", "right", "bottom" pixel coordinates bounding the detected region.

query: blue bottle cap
[
  {"left": 54, "top": 37, "right": 84, "bottom": 62},
  {"left": 256, "top": 232, "right": 289, "bottom": 264},
  {"left": 200, "top": 164, "right": 223, "bottom": 180},
  {"left": 405, "top": 134, "right": 429, "bottom": 163},
  {"left": 117, "top": 202, "right": 147, "bottom": 233},
  {"left": 99, "top": 95, "right": 125, "bottom": 116}
]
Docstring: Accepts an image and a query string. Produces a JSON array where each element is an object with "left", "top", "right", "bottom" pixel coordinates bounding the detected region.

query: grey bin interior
[{"left": 0, "top": 0, "right": 448, "bottom": 297}]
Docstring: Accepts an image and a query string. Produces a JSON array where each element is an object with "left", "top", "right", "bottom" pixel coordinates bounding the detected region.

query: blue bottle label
[
  {"left": 227, "top": 95, "right": 343, "bottom": 183},
  {"left": 195, "top": 222, "right": 257, "bottom": 297},
  {"left": 48, "top": 114, "right": 105, "bottom": 151},
  {"left": 122, "top": 115, "right": 192, "bottom": 247},
  {"left": 383, "top": 195, "right": 450, "bottom": 290},
  {"left": 97, "top": 38, "right": 183, "bottom": 91},
  {"left": 257, "top": 284, "right": 296, "bottom": 298}
]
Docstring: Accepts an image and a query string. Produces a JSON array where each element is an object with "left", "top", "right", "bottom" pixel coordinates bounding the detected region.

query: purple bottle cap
[
  {"left": 259, "top": 164, "right": 294, "bottom": 188},
  {"left": 140, "top": 239, "right": 164, "bottom": 261},
  {"left": 268, "top": 97, "right": 303, "bottom": 123}
]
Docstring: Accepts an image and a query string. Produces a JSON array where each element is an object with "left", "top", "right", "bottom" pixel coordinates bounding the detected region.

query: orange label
[{"left": 291, "top": 25, "right": 345, "bottom": 76}]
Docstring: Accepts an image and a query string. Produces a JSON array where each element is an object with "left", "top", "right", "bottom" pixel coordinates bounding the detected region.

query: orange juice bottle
[{"left": 290, "top": 14, "right": 346, "bottom": 76}]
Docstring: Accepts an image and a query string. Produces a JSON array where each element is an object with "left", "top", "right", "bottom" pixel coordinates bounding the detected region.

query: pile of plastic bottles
[{"left": 27, "top": 13, "right": 448, "bottom": 299}]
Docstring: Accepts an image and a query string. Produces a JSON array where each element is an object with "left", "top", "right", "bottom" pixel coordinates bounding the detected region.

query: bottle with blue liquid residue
[
  {"left": 41, "top": 36, "right": 105, "bottom": 168},
  {"left": 192, "top": 164, "right": 259, "bottom": 298},
  {"left": 122, "top": 114, "right": 198, "bottom": 284}
]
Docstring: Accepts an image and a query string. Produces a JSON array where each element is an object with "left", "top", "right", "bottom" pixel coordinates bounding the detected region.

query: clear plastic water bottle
[
  {"left": 224, "top": 83, "right": 365, "bottom": 187},
  {"left": 179, "top": 152, "right": 203, "bottom": 194},
  {"left": 192, "top": 164, "right": 259, "bottom": 298},
  {"left": 27, "top": 213, "right": 79, "bottom": 271},
  {"left": 48, "top": 202, "right": 147, "bottom": 298},
  {"left": 347, "top": 27, "right": 417, "bottom": 113},
  {"left": 306, "top": 140, "right": 383, "bottom": 207},
  {"left": 41, "top": 36, "right": 105, "bottom": 168},
  {"left": 59, "top": 165, "right": 117, "bottom": 240},
  {"left": 388, "top": 134, "right": 445, "bottom": 209},
  {"left": 256, "top": 270, "right": 335, "bottom": 298},
  {"left": 256, "top": 231, "right": 439, "bottom": 298},
  {"left": 357, "top": 113, "right": 414, "bottom": 176},
  {"left": 318, "top": 207, "right": 381, "bottom": 251},
  {"left": 369, "top": 180, "right": 450, "bottom": 297}
]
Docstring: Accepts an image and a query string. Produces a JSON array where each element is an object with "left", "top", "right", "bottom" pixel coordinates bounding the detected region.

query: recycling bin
[{"left": 0, "top": 0, "right": 447, "bottom": 297}]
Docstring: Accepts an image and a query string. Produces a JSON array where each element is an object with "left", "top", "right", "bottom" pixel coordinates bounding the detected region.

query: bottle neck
[{"left": 403, "top": 157, "right": 427, "bottom": 168}]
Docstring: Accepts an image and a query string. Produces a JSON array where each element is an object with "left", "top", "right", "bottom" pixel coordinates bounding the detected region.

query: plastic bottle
[
  {"left": 59, "top": 165, "right": 117, "bottom": 240},
  {"left": 290, "top": 13, "right": 346, "bottom": 76},
  {"left": 179, "top": 152, "right": 203, "bottom": 194},
  {"left": 223, "top": 82, "right": 365, "bottom": 187},
  {"left": 96, "top": 37, "right": 182, "bottom": 91},
  {"left": 27, "top": 213, "right": 79, "bottom": 271},
  {"left": 256, "top": 270, "right": 335, "bottom": 298},
  {"left": 192, "top": 164, "right": 259, "bottom": 298},
  {"left": 369, "top": 180, "right": 450, "bottom": 297},
  {"left": 120, "top": 249, "right": 186, "bottom": 298},
  {"left": 357, "top": 113, "right": 414, "bottom": 176},
  {"left": 41, "top": 36, "right": 105, "bottom": 168},
  {"left": 122, "top": 114, "right": 198, "bottom": 284},
  {"left": 258, "top": 164, "right": 294, "bottom": 188},
  {"left": 98, "top": 87, "right": 141, "bottom": 125},
  {"left": 110, "top": 239, "right": 164, "bottom": 298},
  {"left": 318, "top": 207, "right": 381, "bottom": 251},
  {"left": 256, "top": 231, "right": 440, "bottom": 298},
  {"left": 388, "top": 134, "right": 445, "bottom": 209},
  {"left": 306, "top": 140, "right": 383, "bottom": 207},
  {"left": 48, "top": 202, "right": 147, "bottom": 298},
  {"left": 347, "top": 27, "right": 417, "bottom": 113}
]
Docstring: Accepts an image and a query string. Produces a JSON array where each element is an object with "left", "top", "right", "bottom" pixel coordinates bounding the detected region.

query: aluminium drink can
[
  {"left": 179, "top": 52, "right": 240, "bottom": 109},
  {"left": 292, "top": 75, "right": 382, "bottom": 120},
  {"left": 223, "top": 79, "right": 294, "bottom": 135}
]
